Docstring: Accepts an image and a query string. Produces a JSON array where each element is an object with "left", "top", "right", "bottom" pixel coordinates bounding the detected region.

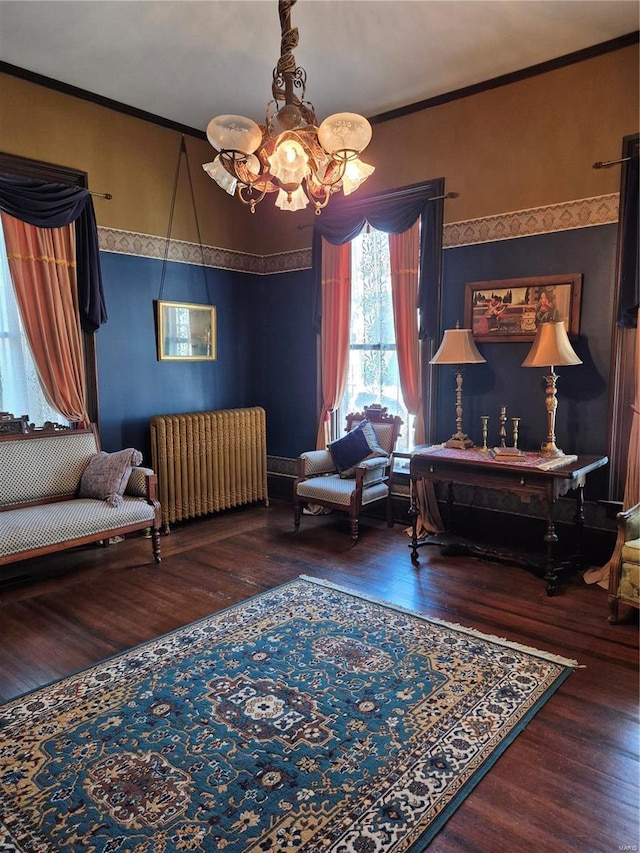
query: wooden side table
[{"left": 409, "top": 447, "right": 608, "bottom": 595}]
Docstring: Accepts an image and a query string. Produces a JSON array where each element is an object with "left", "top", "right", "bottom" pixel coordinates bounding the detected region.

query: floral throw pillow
[{"left": 79, "top": 448, "right": 143, "bottom": 507}]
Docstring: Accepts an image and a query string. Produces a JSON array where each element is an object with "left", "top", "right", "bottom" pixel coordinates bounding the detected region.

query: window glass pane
[
  {"left": 337, "top": 228, "right": 413, "bottom": 452},
  {"left": 0, "top": 223, "right": 66, "bottom": 426}
]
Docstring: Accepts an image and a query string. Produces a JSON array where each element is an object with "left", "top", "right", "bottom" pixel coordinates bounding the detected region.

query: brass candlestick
[
  {"left": 512, "top": 417, "right": 521, "bottom": 449},
  {"left": 480, "top": 416, "right": 489, "bottom": 451},
  {"left": 499, "top": 405, "right": 507, "bottom": 447}
]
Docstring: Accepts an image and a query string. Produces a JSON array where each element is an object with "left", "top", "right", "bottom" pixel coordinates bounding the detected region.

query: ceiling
[{"left": 0, "top": 1, "right": 638, "bottom": 134}]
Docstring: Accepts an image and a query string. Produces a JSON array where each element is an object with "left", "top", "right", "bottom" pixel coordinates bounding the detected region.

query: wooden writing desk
[{"left": 409, "top": 446, "right": 608, "bottom": 595}]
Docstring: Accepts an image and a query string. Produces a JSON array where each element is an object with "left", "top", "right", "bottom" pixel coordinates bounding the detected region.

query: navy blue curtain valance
[
  {"left": 618, "top": 151, "right": 638, "bottom": 329},
  {"left": 0, "top": 173, "right": 107, "bottom": 332},
  {"left": 311, "top": 180, "right": 444, "bottom": 339}
]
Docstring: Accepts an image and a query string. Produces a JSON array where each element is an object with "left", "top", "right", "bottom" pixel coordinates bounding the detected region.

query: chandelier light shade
[
  {"left": 203, "top": 0, "right": 374, "bottom": 214},
  {"left": 522, "top": 321, "right": 582, "bottom": 457},
  {"left": 430, "top": 325, "right": 486, "bottom": 449}
]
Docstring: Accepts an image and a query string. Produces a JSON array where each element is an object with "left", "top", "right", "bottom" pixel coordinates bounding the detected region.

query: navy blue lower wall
[
  {"left": 246, "top": 269, "right": 318, "bottom": 458},
  {"left": 96, "top": 252, "right": 257, "bottom": 461},
  {"left": 95, "top": 222, "right": 617, "bottom": 504},
  {"left": 437, "top": 224, "right": 617, "bottom": 499},
  {"left": 95, "top": 253, "right": 317, "bottom": 465}
]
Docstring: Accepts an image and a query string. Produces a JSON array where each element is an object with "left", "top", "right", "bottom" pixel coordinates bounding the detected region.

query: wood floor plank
[{"left": 0, "top": 499, "right": 637, "bottom": 852}]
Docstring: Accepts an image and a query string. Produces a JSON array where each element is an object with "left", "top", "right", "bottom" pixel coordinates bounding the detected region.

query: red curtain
[
  {"left": 623, "top": 309, "right": 639, "bottom": 509},
  {"left": 389, "top": 222, "right": 443, "bottom": 535},
  {"left": 1, "top": 212, "right": 89, "bottom": 424},
  {"left": 316, "top": 239, "right": 351, "bottom": 449},
  {"left": 389, "top": 222, "right": 425, "bottom": 445}
]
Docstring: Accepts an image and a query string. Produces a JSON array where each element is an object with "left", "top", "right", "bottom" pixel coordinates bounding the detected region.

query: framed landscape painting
[{"left": 464, "top": 274, "right": 583, "bottom": 342}]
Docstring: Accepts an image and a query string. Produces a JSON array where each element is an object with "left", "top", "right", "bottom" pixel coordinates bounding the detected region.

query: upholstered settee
[{"left": 0, "top": 425, "right": 161, "bottom": 567}]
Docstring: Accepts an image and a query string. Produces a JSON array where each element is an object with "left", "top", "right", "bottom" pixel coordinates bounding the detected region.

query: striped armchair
[
  {"left": 608, "top": 502, "right": 640, "bottom": 624},
  {"left": 293, "top": 405, "right": 403, "bottom": 545}
]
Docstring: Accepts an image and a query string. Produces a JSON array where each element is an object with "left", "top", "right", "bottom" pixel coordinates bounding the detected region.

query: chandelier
[{"left": 202, "top": 0, "right": 374, "bottom": 214}]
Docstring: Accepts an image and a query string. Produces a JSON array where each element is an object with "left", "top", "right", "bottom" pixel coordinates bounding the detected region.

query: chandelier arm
[
  {"left": 305, "top": 185, "right": 334, "bottom": 215},
  {"left": 312, "top": 157, "right": 350, "bottom": 190},
  {"left": 237, "top": 183, "right": 269, "bottom": 213},
  {"left": 219, "top": 150, "right": 266, "bottom": 186}
]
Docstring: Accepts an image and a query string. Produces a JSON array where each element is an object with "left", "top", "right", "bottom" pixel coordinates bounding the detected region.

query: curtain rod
[
  {"left": 89, "top": 190, "right": 112, "bottom": 199},
  {"left": 592, "top": 157, "right": 632, "bottom": 169}
]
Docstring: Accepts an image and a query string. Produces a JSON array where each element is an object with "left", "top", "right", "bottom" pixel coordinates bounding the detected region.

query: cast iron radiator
[{"left": 150, "top": 407, "right": 269, "bottom": 531}]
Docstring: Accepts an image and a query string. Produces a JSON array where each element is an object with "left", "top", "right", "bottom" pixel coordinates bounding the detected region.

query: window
[
  {"left": 0, "top": 152, "right": 98, "bottom": 425},
  {"left": 0, "top": 223, "right": 64, "bottom": 425},
  {"left": 336, "top": 227, "right": 413, "bottom": 452}
]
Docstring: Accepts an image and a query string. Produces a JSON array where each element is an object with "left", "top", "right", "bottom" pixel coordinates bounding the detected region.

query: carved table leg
[
  {"left": 409, "top": 480, "right": 420, "bottom": 563},
  {"left": 544, "top": 498, "right": 559, "bottom": 595},
  {"left": 572, "top": 484, "right": 585, "bottom": 568}
]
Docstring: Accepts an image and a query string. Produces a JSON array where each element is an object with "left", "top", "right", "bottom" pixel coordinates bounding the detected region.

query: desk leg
[
  {"left": 409, "top": 478, "right": 420, "bottom": 563},
  {"left": 573, "top": 484, "right": 585, "bottom": 567},
  {"left": 543, "top": 499, "right": 559, "bottom": 596}
]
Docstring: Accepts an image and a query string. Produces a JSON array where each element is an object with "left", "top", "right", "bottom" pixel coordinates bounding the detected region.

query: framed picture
[
  {"left": 156, "top": 300, "right": 216, "bottom": 361},
  {"left": 464, "top": 274, "right": 582, "bottom": 342}
]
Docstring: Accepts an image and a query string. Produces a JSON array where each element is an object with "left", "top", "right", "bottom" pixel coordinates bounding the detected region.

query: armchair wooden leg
[
  {"left": 152, "top": 528, "right": 162, "bottom": 563},
  {"left": 608, "top": 596, "right": 619, "bottom": 624},
  {"left": 294, "top": 501, "right": 301, "bottom": 531},
  {"left": 386, "top": 494, "right": 394, "bottom": 528}
]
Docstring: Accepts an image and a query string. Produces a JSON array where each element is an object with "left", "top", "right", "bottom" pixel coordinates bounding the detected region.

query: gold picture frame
[
  {"left": 156, "top": 300, "right": 216, "bottom": 361},
  {"left": 464, "top": 274, "right": 582, "bottom": 342}
]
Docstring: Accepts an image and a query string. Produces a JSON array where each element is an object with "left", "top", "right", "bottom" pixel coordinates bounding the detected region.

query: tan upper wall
[
  {"left": 365, "top": 45, "right": 639, "bottom": 221},
  {"left": 0, "top": 73, "right": 252, "bottom": 251},
  {"left": 1, "top": 42, "right": 637, "bottom": 256}
]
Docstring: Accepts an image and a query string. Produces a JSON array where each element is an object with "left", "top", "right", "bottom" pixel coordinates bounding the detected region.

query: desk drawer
[{"left": 412, "top": 461, "right": 553, "bottom": 498}]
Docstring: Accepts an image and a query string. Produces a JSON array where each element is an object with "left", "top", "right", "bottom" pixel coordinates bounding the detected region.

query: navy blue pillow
[{"left": 328, "top": 420, "right": 388, "bottom": 478}]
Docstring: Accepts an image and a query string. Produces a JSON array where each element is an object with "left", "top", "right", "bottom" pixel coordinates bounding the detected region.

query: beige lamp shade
[
  {"left": 522, "top": 322, "right": 582, "bottom": 367},
  {"left": 430, "top": 328, "right": 486, "bottom": 365}
]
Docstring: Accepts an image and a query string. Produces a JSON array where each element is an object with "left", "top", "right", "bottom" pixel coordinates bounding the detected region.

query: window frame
[
  {"left": 606, "top": 133, "right": 638, "bottom": 501},
  {"left": 335, "top": 227, "right": 412, "bottom": 449},
  {"left": 0, "top": 151, "right": 99, "bottom": 425}
]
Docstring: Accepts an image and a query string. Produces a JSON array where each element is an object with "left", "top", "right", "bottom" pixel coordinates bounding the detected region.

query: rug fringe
[{"left": 298, "top": 575, "right": 580, "bottom": 669}]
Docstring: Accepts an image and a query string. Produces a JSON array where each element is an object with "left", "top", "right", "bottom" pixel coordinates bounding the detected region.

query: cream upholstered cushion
[
  {"left": 0, "top": 497, "right": 156, "bottom": 559},
  {"left": 300, "top": 449, "right": 336, "bottom": 477},
  {"left": 79, "top": 448, "right": 143, "bottom": 507},
  {"left": 296, "top": 475, "right": 389, "bottom": 507},
  {"left": 0, "top": 431, "right": 99, "bottom": 507},
  {"left": 620, "top": 537, "right": 640, "bottom": 602},
  {"left": 125, "top": 467, "right": 155, "bottom": 497}
]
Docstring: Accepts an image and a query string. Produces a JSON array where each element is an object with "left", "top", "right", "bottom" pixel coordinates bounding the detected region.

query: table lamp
[
  {"left": 430, "top": 324, "right": 486, "bottom": 449},
  {"left": 522, "top": 321, "right": 582, "bottom": 457}
]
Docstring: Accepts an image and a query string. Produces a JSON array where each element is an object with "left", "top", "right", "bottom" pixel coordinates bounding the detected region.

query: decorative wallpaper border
[
  {"left": 97, "top": 228, "right": 311, "bottom": 275},
  {"left": 443, "top": 193, "right": 619, "bottom": 248},
  {"left": 98, "top": 194, "right": 619, "bottom": 274}
]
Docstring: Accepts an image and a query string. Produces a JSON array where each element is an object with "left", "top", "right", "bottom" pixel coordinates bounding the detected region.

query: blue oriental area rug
[{"left": 0, "top": 576, "right": 577, "bottom": 852}]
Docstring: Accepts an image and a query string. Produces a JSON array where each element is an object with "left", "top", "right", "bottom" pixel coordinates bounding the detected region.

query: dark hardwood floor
[{"left": 0, "top": 500, "right": 638, "bottom": 852}]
